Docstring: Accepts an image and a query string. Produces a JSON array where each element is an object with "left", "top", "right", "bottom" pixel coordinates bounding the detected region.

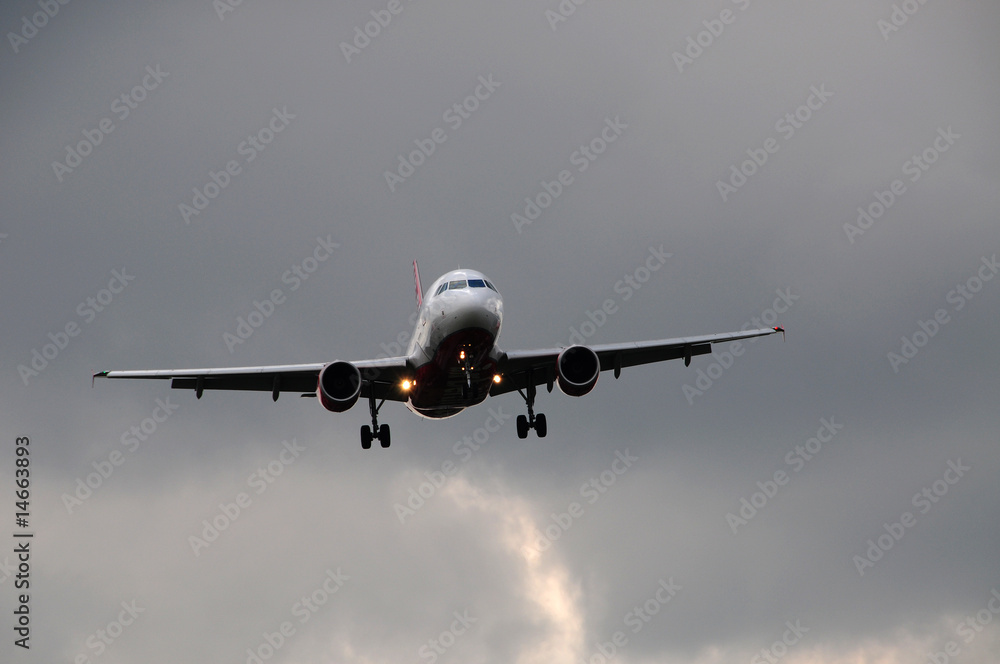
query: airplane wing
[
  {"left": 490, "top": 326, "right": 783, "bottom": 397},
  {"left": 93, "top": 356, "right": 412, "bottom": 402}
]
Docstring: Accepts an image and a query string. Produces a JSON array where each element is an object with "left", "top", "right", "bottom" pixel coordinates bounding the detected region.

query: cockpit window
[{"left": 436, "top": 278, "right": 495, "bottom": 295}]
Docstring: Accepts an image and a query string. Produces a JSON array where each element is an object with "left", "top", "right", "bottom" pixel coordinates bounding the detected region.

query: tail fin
[{"left": 413, "top": 260, "right": 423, "bottom": 308}]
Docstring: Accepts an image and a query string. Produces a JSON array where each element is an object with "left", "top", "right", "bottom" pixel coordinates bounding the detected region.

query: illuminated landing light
[
  {"left": 459, "top": 350, "right": 466, "bottom": 360},
  {"left": 493, "top": 374, "right": 502, "bottom": 384},
  {"left": 401, "top": 379, "right": 414, "bottom": 391}
]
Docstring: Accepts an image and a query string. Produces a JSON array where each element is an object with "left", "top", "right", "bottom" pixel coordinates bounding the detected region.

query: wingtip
[{"left": 774, "top": 326, "right": 785, "bottom": 341}]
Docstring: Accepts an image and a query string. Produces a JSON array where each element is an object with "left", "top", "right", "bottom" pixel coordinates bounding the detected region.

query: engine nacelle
[
  {"left": 556, "top": 345, "right": 600, "bottom": 397},
  {"left": 318, "top": 361, "right": 362, "bottom": 412}
]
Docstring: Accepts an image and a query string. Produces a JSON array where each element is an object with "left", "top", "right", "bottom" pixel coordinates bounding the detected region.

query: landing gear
[
  {"left": 535, "top": 413, "right": 547, "bottom": 438},
  {"left": 460, "top": 351, "right": 472, "bottom": 401},
  {"left": 361, "top": 389, "right": 390, "bottom": 449},
  {"left": 515, "top": 377, "right": 547, "bottom": 439}
]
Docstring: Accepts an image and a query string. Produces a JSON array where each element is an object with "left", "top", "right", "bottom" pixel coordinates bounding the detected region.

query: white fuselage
[{"left": 404, "top": 269, "right": 504, "bottom": 418}]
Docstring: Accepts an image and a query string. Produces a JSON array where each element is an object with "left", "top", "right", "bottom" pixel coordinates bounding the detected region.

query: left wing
[
  {"left": 93, "top": 356, "right": 412, "bottom": 402},
  {"left": 490, "top": 326, "right": 783, "bottom": 396}
]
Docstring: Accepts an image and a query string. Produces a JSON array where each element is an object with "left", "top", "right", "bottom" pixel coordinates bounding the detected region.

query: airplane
[{"left": 94, "top": 262, "right": 784, "bottom": 449}]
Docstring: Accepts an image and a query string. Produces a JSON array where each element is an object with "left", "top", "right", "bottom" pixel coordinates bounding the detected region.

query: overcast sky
[{"left": 3, "top": 1, "right": 1000, "bottom": 663}]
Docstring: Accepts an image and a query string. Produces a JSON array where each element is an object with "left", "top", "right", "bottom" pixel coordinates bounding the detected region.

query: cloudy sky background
[{"left": 2, "top": 1, "right": 999, "bottom": 662}]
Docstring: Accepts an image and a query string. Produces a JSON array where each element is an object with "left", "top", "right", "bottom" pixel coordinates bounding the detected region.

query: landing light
[
  {"left": 401, "top": 379, "right": 414, "bottom": 391},
  {"left": 493, "top": 374, "right": 502, "bottom": 384},
  {"left": 459, "top": 350, "right": 466, "bottom": 360}
]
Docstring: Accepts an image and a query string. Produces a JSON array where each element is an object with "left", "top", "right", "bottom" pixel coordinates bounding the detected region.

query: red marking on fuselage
[{"left": 409, "top": 328, "right": 496, "bottom": 417}]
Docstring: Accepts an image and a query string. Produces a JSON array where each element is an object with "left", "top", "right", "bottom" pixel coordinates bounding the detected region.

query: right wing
[{"left": 93, "top": 356, "right": 413, "bottom": 402}]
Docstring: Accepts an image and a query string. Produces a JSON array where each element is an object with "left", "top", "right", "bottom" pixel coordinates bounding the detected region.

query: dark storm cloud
[{"left": 2, "top": 1, "right": 999, "bottom": 663}]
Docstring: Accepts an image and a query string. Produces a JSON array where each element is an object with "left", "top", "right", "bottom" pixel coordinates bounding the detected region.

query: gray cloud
[{"left": 3, "top": 0, "right": 1000, "bottom": 662}]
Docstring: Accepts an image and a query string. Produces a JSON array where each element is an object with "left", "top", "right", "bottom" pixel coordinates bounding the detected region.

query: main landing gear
[
  {"left": 360, "top": 390, "right": 390, "bottom": 449},
  {"left": 515, "top": 379, "right": 547, "bottom": 439}
]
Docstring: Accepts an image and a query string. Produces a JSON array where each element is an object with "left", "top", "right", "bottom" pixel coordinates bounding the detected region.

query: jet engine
[
  {"left": 318, "top": 361, "right": 362, "bottom": 412},
  {"left": 556, "top": 345, "right": 600, "bottom": 397}
]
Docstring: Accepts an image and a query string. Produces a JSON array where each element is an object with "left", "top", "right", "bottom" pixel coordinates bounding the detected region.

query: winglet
[
  {"left": 413, "top": 260, "right": 423, "bottom": 308},
  {"left": 92, "top": 370, "right": 108, "bottom": 387},
  {"left": 774, "top": 326, "right": 785, "bottom": 341}
]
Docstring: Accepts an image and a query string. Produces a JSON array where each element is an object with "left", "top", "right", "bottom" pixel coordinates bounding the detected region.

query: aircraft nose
[
  {"left": 450, "top": 290, "right": 501, "bottom": 332},
  {"left": 454, "top": 301, "right": 497, "bottom": 330}
]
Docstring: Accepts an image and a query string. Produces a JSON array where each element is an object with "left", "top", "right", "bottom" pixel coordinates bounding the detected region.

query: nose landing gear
[{"left": 461, "top": 351, "right": 473, "bottom": 401}]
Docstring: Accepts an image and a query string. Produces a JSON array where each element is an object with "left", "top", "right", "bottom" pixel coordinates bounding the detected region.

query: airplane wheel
[
  {"left": 361, "top": 425, "right": 372, "bottom": 450},
  {"left": 535, "top": 413, "right": 547, "bottom": 438},
  {"left": 516, "top": 414, "right": 529, "bottom": 439},
  {"left": 379, "top": 424, "right": 391, "bottom": 448}
]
